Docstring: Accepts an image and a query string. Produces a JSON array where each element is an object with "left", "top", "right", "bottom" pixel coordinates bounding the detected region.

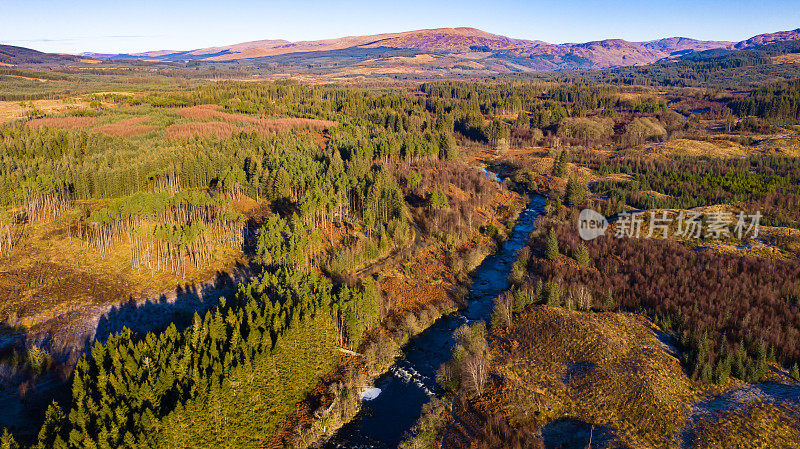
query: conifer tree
[
  {"left": 574, "top": 243, "right": 591, "bottom": 267},
  {"left": 544, "top": 229, "right": 559, "bottom": 261}
]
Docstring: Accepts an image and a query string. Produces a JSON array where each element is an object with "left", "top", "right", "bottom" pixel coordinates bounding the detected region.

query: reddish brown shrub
[
  {"left": 177, "top": 104, "right": 337, "bottom": 133},
  {"left": 165, "top": 121, "right": 248, "bottom": 139},
  {"left": 26, "top": 116, "right": 96, "bottom": 129},
  {"left": 93, "top": 117, "right": 156, "bottom": 137}
]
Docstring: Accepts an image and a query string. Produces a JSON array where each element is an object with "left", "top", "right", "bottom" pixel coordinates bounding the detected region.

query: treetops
[
  {"left": 34, "top": 267, "right": 381, "bottom": 448},
  {"left": 87, "top": 190, "right": 244, "bottom": 227}
]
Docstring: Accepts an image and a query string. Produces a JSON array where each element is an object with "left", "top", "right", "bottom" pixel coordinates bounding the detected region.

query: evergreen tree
[
  {"left": 573, "top": 243, "right": 591, "bottom": 267},
  {"left": 35, "top": 402, "right": 66, "bottom": 449},
  {"left": 0, "top": 429, "right": 18, "bottom": 449},
  {"left": 565, "top": 177, "right": 588, "bottom": 207},
  {"left": 603, "top": 288, "right": 615, "bottom": 310},
  {"left": 544, "top": 229, "right": 559, "bottom": 261},
  {"left": 546, "top": 282, "right": 561, "bottom": 307},
  {"left": 553, "top": 149, "right": 570, "bottom": 177}
]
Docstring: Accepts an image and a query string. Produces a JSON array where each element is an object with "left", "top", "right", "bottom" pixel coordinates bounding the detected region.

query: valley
[{"left": 1, "top": 14, "right": 800, "bottom": 449}]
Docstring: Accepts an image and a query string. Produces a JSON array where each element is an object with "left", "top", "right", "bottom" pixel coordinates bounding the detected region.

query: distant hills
[
  {"left": 75, "top": 27, "right": 800, "bottom": 71},
  {"left": 0, "top": 44, "right": 89, "bottom": 65},
  {"left": 3, "top": 27, "right": 800, "bottom": 75}
]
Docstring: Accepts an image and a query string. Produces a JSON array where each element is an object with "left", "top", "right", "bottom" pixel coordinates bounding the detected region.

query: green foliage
[
  {"left": 729, "top": 78, "right": 800, "bottom": 124},
  {"left": 564, "top": 177, "right": 588, "bottom": 207},
  {"left": 48, "top": 268, "right": 379, "bottom": 448},
  {"left": 436, "top": 323, "right": 488, "bottom": 395},
  {"left": 512, "top": 288, "right": 532, "bottom": 312},
  {"left": 35, "top": 402, "right": 66, "bottom": 449},
  {"left": 427, "top": 189, "right": 450, "bottom": 209},
  {"left": 624, "top": 117, "right": 667, "bottom": 145},
  {"left": 256, "top": 214, "right": 319, "bottom": 269},
  {"left": 26, "top": 347, "right": 50, "bottom": 375},
  {"left": 406, "top": 171, "right": 422, "bottom": 189},
  {"left": 587, "top": 154, "right": 800, "bottom": 228},
  {"left": 544, "top": 228, "right": 559, "bottom": 261},
  {"left": 603, "top": 288, "right": 615, "bottom": 310},
  {"left": 573, "top": 243, "right": 591, "bottom": 267},
  {"left": 484, "top": 224, "right": 498, "bottom": 239},
  {"left": 553, "top": 149, "right": 569, "bottom": 178},
  {"left": 512, "top": 169, "right": 538, "bottom": 192},
  {"left": 398, "top": 397, "right": 450, "bottom": 449},
  {"left": 545, "top": 281, "right": 561, "bottom": 307},
  {"left": 557, "top": 117, "right": 613, "bottom": 143},
  {"left": 0, "top": 429, "right": 18, "bottom": 449}
]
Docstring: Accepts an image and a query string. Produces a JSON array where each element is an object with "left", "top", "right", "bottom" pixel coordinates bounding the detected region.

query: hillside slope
[
  {"left": 0, "top": 45, "right": 87, "bottom": 65},
  {"left": 81, "top": 27, "right": 800, "bottom": 71}
]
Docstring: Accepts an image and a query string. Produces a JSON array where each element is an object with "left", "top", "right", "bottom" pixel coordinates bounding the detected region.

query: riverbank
[
  {"left": 263, "top": 170, "right": 527, "bottom": 448},
  {"left": 318, "top": 194, "right": 542, "bottom": 448}
]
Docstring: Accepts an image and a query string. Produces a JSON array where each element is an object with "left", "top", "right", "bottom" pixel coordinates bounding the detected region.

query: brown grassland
[
  {"left": 692, "top": 402, "right": 800, "bottom": 448},
  {"left": 485, "top": 306, "right": 700, "bottom": 448},
  {"left": 177, "top": 104, "right": 337, "bottom": 133},
  {"left": 165, "top": 121, "right": 245, "bottom": 139},
  {"left": 0, "top": 201, "right": 248, "bottom": 351}
]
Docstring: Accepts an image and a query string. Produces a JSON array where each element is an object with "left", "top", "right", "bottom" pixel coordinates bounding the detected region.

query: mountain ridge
[
  {"left": 76, "top": 26, "right": 800, "bottom": 69},
  {"left": 7, "top": 26, "right": 800, "bottom": 73}
]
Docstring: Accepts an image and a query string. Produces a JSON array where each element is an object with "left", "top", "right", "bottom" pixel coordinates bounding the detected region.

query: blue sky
[{"left": 0, "top": 0, "right": 798, "bottom": 54}]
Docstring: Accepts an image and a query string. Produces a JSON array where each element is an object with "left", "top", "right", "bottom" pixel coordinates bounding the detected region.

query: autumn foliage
[{"left": 523, "top": 213, "right": 800, "bottom": 382}]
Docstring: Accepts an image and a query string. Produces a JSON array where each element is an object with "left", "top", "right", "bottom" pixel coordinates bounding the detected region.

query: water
[
  {"left": 480, "top": 167, "right": 502, "bottom": 183},
  {"left": 327, "top": 195, "right": 546, "bottom": 448}
]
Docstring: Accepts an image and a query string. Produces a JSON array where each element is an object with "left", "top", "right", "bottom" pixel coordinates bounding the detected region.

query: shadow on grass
[{"left": 0, "top": 261, "right": 257, "bottom": 445}]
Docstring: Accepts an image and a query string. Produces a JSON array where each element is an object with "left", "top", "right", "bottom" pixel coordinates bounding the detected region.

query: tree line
[
  {"left": 516, "top": 212, "right": 800, "bottom": 385},
  {"left": 4, "top": 267, "right": 381, "bottom": 449},
  {"left": 584, "top": 153, "right": 800, "bottom": 228}
]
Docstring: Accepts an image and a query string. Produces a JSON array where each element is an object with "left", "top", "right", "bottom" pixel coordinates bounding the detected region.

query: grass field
[
  {"left": 693, "top": 402, "right": 800, "bottom": 448},
  {"left": 485, "top": 306, "right": 701, "bottom": 448}
]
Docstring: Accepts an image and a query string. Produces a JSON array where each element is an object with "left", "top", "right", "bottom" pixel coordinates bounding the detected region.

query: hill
[
  {"left": 0, "top": 45, "right": 88, "bottom": 65},
  {"left": 78, "top": 27, "right": 800, "bottom": 72},
  {"left": 735, "top": 28, "right": 800, "bottom": 49}
]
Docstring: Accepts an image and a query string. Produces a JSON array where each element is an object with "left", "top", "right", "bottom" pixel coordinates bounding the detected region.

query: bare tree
[
  {"left": 493, "top": 292, "right": 514, "bottom": 328},
  {"left": 568, "top": 284, "right": 593, "bottom": 311},
  {"left": 462, "top": 352, "right": 489, "bottom": 396}
]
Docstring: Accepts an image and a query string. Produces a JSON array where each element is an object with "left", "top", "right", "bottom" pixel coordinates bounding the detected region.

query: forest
[
  {"left": 0, "top": 78, "right": 531, "bottom": 447},
  {"left": 25, "top": 267, "right": 379, "bottom": 448},
  {"left": 514, "top": 209, "right": 800, "bottom": 385},
  {"left": 728, "top": 78, "right": 800, "bottom": 123},
  {"left": 583, "top": 153, "right": 800, "bottom": 228},
  {"left": 2, "top": 68, "right": 800, "bottom": 449},
  {"left": 535, "top": 40, "right": 800, "bottom": 89}
]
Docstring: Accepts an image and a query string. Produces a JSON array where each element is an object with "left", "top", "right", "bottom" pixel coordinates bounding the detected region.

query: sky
[{"left": 1, "top": 0, "right": 798, "bottom": 54}]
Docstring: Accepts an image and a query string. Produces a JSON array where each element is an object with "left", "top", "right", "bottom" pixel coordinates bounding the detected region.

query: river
[{"left": 327, "top": 194, "right": 546, "bottom": 448}]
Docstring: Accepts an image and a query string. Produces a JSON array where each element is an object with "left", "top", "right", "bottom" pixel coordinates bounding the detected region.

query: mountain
[
  {"left": 0, "top": 44, "right": 88, "bottom": 65},
  {"left": 356, "top": 27, "right": 546, "bottom": 52},
  {"left": 639, "top": 37, "right": 733, "bottom": 56},
  {"left": 23, "top": 26, "right": 800, "bottom": 75},
  {"left": 734, "top": 28, "right": 800, "bottom": 49}
]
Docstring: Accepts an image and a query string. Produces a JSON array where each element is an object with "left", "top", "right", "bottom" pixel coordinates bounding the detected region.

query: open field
[
  {"left": 0, "top": 98, "right": 94, "bottom": 122},
  {"left": 486, "top": 306, "right": 701, "bottom": 448}
]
